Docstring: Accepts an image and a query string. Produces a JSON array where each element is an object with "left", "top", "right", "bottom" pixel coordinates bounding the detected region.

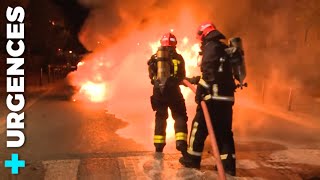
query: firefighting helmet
[
  {"left": 160, "top": 33, "right": 177, "bottom": 47},
  {"left": 197, "top": 22, "right": 216, "bottom": 41}
]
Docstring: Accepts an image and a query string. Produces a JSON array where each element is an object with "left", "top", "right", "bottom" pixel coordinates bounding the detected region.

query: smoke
[{"left": 68, "top": 0, "right": 320, "bottom": 149}]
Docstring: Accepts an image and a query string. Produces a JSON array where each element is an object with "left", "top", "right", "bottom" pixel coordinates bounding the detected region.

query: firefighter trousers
[
  {"left": 151, "top": 87, "right": 188, "bottom": 152},
  {"left": 187, "top": 100, "right": 236, "bottom": 172}
]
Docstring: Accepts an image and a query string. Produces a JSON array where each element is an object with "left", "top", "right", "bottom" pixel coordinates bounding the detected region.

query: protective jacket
[{"left": 196, "top": 30, "right": 236, "bottom": 103}]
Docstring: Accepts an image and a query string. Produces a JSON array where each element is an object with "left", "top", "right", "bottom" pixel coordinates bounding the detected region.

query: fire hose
[{"left": 182, "top": 79, "right": 227, "bottom": 180}]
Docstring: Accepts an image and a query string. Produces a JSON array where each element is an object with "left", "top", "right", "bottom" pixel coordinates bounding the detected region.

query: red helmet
[
  {"left": 160, "top": 33, "right": 177, "bottom": 47},
  {"left": 197, "top": 22, "right": 216, "bottom": 40}
]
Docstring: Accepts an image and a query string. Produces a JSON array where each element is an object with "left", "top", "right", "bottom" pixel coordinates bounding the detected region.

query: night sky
[
  {"left": 51, "top": 0, "right": 90, "bottom": 36},
  {"left": 24, "top": 0, "right": 90, "bottom": 55}
]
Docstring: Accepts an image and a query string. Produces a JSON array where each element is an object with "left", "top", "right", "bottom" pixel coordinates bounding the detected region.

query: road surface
[{"left": 0, "top": 80, "right": 319, "bottom": 179}]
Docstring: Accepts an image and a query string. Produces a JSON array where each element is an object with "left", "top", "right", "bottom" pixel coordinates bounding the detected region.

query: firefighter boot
[
  {"left": 156, "top": 147, "right": 164, "bottom": 152},
  {"left": 222, "top": 155, "right": 236, "bottom": 176},
  {"left": 179, "top": 153, "right": 201, "bottom": 169},
  {"left": 155, "top": 143, "right": 166, "bottom": 153},
  {"left": 176, "top": 140, "right": 188, "bottom": 155}
]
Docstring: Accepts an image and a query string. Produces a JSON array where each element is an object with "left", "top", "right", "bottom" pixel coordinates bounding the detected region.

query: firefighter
[
  {"left": 147, "top": 33, "right": 188, "bottom": 155},
  {"left": 179, "top": 22, "right": 246, "bottom": 176}
]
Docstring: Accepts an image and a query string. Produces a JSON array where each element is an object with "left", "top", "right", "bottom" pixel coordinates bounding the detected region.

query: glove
[
  {"left": 153, "top": 79, "right": 160, "bottom": 88},
  {"left": 150, "top": 76, "right": 157, "bottom": 85},
  {"left": 195, "top": 85, "right": 210, "bottom": 104},
  {"left": 185, "top": 76, "right": 201, "bottom": 85}
]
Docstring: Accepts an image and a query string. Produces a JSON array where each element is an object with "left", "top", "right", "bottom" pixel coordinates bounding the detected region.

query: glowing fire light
[
  {"left": 70, "top": 9, "right": 202, "bottom": 145},
  {"left": 68, "top": 9, "right": 220, "bottom": 149},
  {"left": 77, "top": 61, "right": 85, "bottom": 67},
  {"left": 79, "top": 81, "right": 107, "bottom": 102},
  {"left": 72, "top": 35, "right": 200, "bottom": 142}
]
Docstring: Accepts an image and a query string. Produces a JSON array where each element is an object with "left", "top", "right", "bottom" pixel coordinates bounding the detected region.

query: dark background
[
  {"left": 0, "top": 0, "right": 319, "bottom": 95},
  {"left": 0, "top": 0, "right": 89, "bottom": 72}
]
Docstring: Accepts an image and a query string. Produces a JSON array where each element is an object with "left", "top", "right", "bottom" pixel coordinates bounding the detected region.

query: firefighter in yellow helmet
[{"left": 147, "top": 33, "right": 188, "bottom": 155}]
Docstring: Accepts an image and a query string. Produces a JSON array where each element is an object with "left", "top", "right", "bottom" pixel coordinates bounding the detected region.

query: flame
[
  {"left": 71, "top": 36, "right": 199, "bottom": 142},
  {"left": 79, "top": 81, "right": 108, "bottom": 102},
  {"left": 68, "top": 10, "right": 202, "bottom": 147},
  {"left": 77, "top": 61, "right": 85, "bottom": 67}
]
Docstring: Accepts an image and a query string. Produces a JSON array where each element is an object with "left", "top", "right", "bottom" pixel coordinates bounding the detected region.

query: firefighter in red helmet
[
  {"left": 180, "top": 22, "right": 245, "bottom": 176},
  {"left": 147, "top": 33, "right": 188, "bottom": 155}
]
